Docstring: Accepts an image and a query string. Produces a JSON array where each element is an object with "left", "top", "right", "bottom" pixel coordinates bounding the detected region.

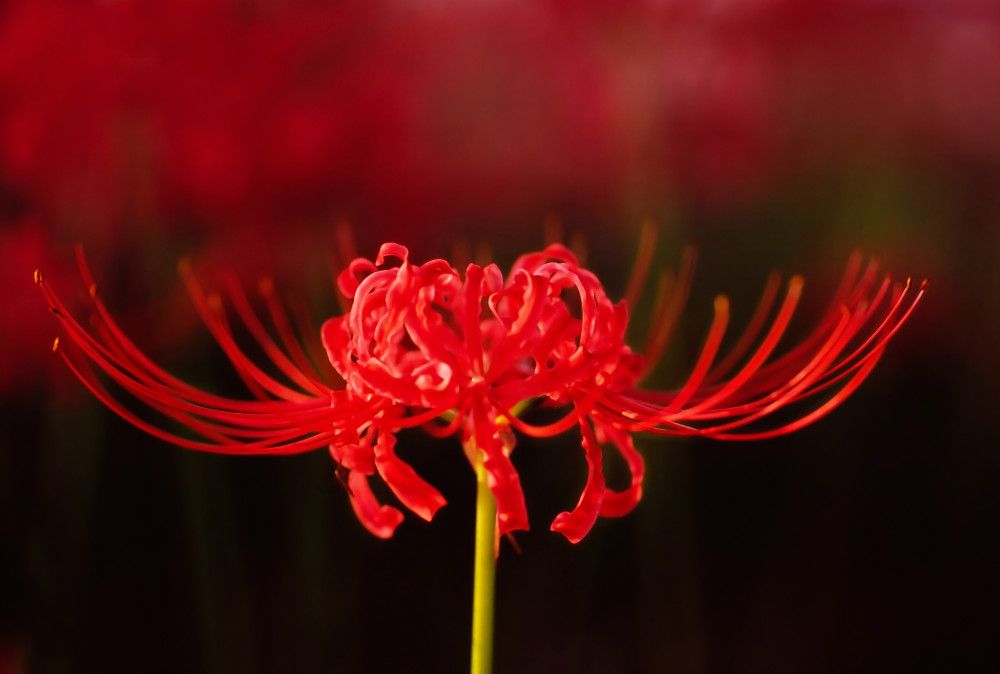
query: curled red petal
[
  {"left": 595, "top": 422, "right": 644, "bottom": 518},
  {"left": 376, "top": 242, "right": 409, "bottom": 267},
  {"left": 319, "top": 317, "right": 351, "bottom": 373},
  {"left": 463, "top": 263, "right": 486, "bottom": 377},
  {"left": 346, "top": 470, "right": 404, "bottom": 539},
  {"left": 550, "top": 412, "right": 606, "bottom": 543},
  {"left": 373, "top": 432, "right": 446, "bottom": 522},
  {"left": 337, "top": 258, "right": 377, "bottom": 298},
  {"left": 471, "top": 401, "right": 529, "bottom": 535},
  {"left": 511, "top": 243, "right": 580, "bottom": 273}
]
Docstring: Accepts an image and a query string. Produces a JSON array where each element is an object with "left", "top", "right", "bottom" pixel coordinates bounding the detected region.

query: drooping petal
[
  {"left": 594, "top": 421, "right": 644, "bottom": 518},
  {"left": 372, "top": 431, "right": 446, "bottom": 522},
  {"left": 346, "top": 470, "right": 404, "bottom": 539},
  {"left": 470, "top": 400, "right": 529, "bottom": 535},
  {"left": 550, "top": 412, "right": 606, "bottom": 543}
]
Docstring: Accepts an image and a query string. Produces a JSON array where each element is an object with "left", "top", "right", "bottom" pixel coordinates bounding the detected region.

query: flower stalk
[{"left": 470, "top": 444, "right": 497, "bottom": 674}]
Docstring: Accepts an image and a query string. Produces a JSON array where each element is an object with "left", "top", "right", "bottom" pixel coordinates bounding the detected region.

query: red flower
[{"left": 37, "top": 237, "right": 924, "bottom": 543}]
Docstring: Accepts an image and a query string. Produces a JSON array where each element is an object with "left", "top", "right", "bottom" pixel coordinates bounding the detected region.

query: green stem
[
  {"left": 470, "top": 454, "right": 497, "bottom": 674},
  {"left": 463, "top": 403, "right": 530, "bottom": 674}
]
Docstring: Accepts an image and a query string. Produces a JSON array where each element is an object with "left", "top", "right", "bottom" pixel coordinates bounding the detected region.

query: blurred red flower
[
  {"left": 4, "top": 0, "right": 995, "bottom": 233},
  {"left": 5, "top": 0, "right": 985, "bottom": 399},
  {"left": 0, "top": 219, "right": 74, "bottom": 394},
  {"left": 0, "top": 0, "right": 622, "bottom": 236}
]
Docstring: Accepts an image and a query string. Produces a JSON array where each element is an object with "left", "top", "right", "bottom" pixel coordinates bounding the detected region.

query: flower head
[{"left": 37, "top": 233, "right": 924, "bottom": 543}]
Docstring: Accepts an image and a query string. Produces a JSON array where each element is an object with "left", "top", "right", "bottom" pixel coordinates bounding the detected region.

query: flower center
[{"left": 320, "top": 242, "right": 639, "bottom": 414}]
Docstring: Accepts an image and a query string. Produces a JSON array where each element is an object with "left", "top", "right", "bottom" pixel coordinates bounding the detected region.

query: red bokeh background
[{"left": 2, "top": 2, "right": 998, "bottom": 672}]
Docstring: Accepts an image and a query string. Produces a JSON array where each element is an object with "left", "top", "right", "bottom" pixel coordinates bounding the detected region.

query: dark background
[{"left": 2, "top": 1, "right": 998, "bottom": 672}]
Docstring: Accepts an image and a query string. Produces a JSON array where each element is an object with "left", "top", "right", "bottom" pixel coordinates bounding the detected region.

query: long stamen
[
  {"left": 257, "top": 277, "right": 330, "bottom": 388},
  {"left": 706, "top": 353, "right": 883, "bottom": 441},
  {"left": 55, "top": 318, "right": 335, "bottom": 432},
  {"left": 665, "top": 294, "right": 730, "bottom": 410},
  {"left": 224, "top": 276, "right": 327, "bottom": 395},
  {"left": 690, "top": 306, "right": 856, "bottom": 434},
  {"left": 287, "top": 296, "right": 341, "bottom": 386},
  {"left": 56, "top": 340, "right": 335, "bottom": 454},
  {"left": 607, "top": 273, "right": 924, "bottom": 437},
  {"left": 741, "top": 262, "right": 885, "bottom": 388},
  {"left": 705, "top": 271, "right": 780, "bottom": 384},
  {"left": 766, "top": 279, "right": 924, "bottom": 409},
  {"left": 181, "top": 264, "right": 315, "bottom": 402},
  {"left": 737, "top": 276, "right": 908, "bottom": 404},
  {"left": 39, "top": 265, "right": 344, "bottom": 453},
  {"left": 640, "top": 246, "right": 696, "bottom": 379},
  {"left": 179, "top": 262, "right": 269, "bottom": 400},
  {"left": 623, "top": 218, "right": 658, "bottom": 309},
  {"left": 683, "top": 276, "right": 803, "bottom": 409},
  {"left": 642, "top": 275, "right": 803, "bottom": 423}
]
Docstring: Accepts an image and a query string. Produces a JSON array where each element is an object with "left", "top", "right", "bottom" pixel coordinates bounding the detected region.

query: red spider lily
[{"left": 36, "top": 236, "right": 924, "bottom": 543}]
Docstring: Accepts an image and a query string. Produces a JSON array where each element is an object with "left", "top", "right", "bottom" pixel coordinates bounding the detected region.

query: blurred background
[{"left": 2, "top": 0, "right": 998, "bottom": 672}]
